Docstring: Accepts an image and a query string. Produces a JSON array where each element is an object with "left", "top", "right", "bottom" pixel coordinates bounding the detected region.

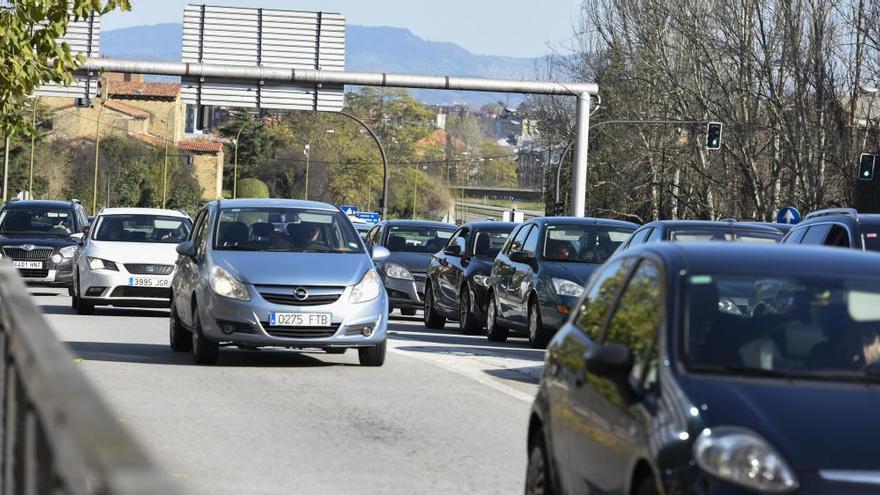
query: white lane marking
[{"left": 387, "top": 332, "right": 541, "bottom": 403}]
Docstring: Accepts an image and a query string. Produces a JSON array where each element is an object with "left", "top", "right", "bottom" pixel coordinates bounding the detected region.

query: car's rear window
[
  {"left": 683, "top": 273, "right": 880, "bottom": 383},
  {"left": 670, "top": 228, "right": 780, "bottom": 244}
]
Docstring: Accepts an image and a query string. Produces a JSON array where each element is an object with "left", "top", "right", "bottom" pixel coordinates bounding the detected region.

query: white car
[{"left": 72, "top": 208, "right": 192, "bottom": 314}]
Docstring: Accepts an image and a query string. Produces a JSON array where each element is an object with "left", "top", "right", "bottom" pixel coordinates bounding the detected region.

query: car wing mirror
[
  {"left": 370, "top": 245, "right": 391, "bottom": 262},
  {"left": 443, "top": 244, "right": 461, "bottom": 256},
  {"left": 584, "top": 342, "right": 641, "bottom": 403},
  {"left": 509, "top": 250, "right": 532, "bottom": 263},
  {"left": 69, "top": 232, "right": 84, "bottom": 244},
  {"left": 176, "top": 240, "right": 197, "bottom": 259}
]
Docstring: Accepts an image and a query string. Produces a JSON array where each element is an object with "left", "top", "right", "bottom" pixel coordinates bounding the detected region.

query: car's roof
[
  {"left": 213, "top": 198, "right": 338, "bottom": 211},
  {"left": 628, "top": 242, "right": 880, "bottom": 278},
  {"left": 99, "top": 207, "right": 189, "bottom": 218},
  {"left": 642, "top": 220, "right": 783, "bottom": 234},
  {"left": 530, "top": 216, "right": 639, "bottom": 229},
  {"left": 384, "top": 219, "right": 457, "bottom": 229},
  {"left": 463, "top": 221, "right": 519, "bottom": 230},
  {"left": 4, "top": 200, "right": 76, "bottom": 209}
]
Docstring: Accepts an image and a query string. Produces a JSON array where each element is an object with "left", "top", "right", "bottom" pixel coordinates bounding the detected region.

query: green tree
[
  {"left": 237, "top": 178, "right": 270, "bottom": 198},
  {"left": 218, "top": 112, "right": 281, "bottom": 191},
  {"left": 0, "top": 0, "right": 130, "bottom": 136}
]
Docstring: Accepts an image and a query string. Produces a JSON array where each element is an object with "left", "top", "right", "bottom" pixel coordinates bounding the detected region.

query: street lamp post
[
  {"left": 232, "top": 118, "right": 254, "bottom": 199},
  {"left": 29, "top": 97, "right": 39, "bottom": 199},
  {"left": 92, "top": 91, "right": 116, "bottom": 215},
  {"left": 161, "top": 104, "right": 178, "bottom": 208},
  {"left": 303, "top": 144, "right": 310, "bottom": 200},
  {"left": 336, "top": 112, "right": 388, "bottom": 220}
]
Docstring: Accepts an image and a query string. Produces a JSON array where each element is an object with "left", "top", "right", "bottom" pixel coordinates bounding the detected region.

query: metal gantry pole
[
  {"left": 3, "top": 135, "right": 9, "bottom": 203},
  {"left": 570, "top": 94, "right": 591, "bottom": 217}
]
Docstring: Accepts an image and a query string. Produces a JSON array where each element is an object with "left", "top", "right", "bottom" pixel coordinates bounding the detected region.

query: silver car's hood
[{"left": 212, "top": 251, "right": 372, "bottom": 287}]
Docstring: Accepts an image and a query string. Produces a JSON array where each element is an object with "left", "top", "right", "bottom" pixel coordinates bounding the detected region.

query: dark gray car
[{"left": 364, "top": 220, "right": 457, "bottom": 316}]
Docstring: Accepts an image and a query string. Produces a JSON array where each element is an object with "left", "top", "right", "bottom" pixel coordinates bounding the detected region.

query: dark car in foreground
[
  {"left": 487, "top": 217, "right": 637, "bottom": 348},
  {"left": 0, "top": 199, "right": 89, "bottom": 290},
  {"left": 365, "top": 220, "right": 456, "bottom": 316},
  {"left": 782, "top": 208, "right": 880, "bottom": 252},
  {"left": 617, "top": 220, "right": 783, "bottom": 253},
  {"left": 527, "top": 243, "right": 880, "bottom": 495},
  {"left": 424, "top": 221, "right": 517, "bottom": 333}
]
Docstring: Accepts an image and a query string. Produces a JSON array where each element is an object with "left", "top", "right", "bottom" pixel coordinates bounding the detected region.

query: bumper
[
  {"left": 198, "top": 286, "right": 389, "bottom": 348},
  {"left": 79, "top": 268, "right": 172, "bottom": 307},
  {"left": 18, "top": 261, "right": 74, "bottom": 287},
  {"left": 383, "top": 275, "right": 425, "bottom": 310}
]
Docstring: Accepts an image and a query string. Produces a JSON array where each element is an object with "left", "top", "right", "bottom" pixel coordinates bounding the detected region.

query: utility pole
[
  {"left": 29, "top": 98, "right": 38, "bottom": 199},
  {"left": 303, "top": 144, "right": 310, "bottom": 200},
  {"left": 3, "top": 135, "right": 9, "bottom": 203}
]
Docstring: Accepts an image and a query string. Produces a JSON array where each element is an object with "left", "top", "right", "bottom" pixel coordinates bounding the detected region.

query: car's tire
[
  {"left": 325, "top": 348, "right": 347, "bottom": 355},
  {"left": 191, "top": 303, "right": 219, "bottom": 365},
  {"left": 71, "top": 294, "right": 78, "bottom": 310},
  {"left": 401, "top": 308, "right": 417, "bottom": 317},
  {"left": 528, "top": 299, "right": 552, "bottom": 349},
  {"left": 67, "top": 286, "right": 75, "bottom": 297},
  {"left": 485, "top": 293, "right": 509, "bottom": 342},
  {"left": 75, "top": 297, "right": 94, "bottom": 315},
  {"left": 358, "top": 340, "right": 386, "bottom": 366},
  {"left": 525, "top": 432, "right": 554, "bottom": 495},
  {"left": 459, "top": 287, "right": 481, "bottom": 335},
  {"left": 169, "top": 300, "right": 192, "bottom": 352},
  {"left": 423, "top": 285, "right": 446, "bottom": 329}
]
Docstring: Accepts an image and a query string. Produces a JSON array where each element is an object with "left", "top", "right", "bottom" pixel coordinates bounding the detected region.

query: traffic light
[
  {"left": 859, "top": 153, "right": 877, "bottom": 181},
  {"left": 706, "top": 122, "right": 722, "bottom": 150}
]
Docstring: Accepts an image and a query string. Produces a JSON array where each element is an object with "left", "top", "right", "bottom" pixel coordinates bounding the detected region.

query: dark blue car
[
  {"left": 486, "top": 217, "right": 638, "bottom": 348},
  {"left": 527, "top": 242, "right": 880, "bottom": 495}
]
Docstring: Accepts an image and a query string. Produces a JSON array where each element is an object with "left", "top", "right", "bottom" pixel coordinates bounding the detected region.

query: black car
[
  {"left": 782, "top": 208, "right": 880, "bottom": 252},
  {"left": 487, "top": 217, "right": 638, "bottom": 348},
  {"left": 424, "top": 221, "right": 517, "bottom": 333},
  {"left": 0, "top": 199, "right": 89, "bottom": 290},
  {"left": 527, "top": 242, "right": 880, "bottom": 495},
  {"left": 365, "top": 220, "right": 457, "bottom": 316},
  {"left": 617, "top": 220, "right": 783, "bottom": 253}
]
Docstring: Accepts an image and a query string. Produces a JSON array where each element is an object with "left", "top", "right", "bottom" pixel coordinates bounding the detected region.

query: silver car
[{"left": 169, "top": 199, "right": 390, "bottom": 366}]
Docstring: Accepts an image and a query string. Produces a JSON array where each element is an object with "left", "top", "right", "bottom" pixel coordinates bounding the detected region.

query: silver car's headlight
[
  {"left": 350, "top": 269, "right": 382, "bottom": 304},
  {"left": 473, "top": 274, "right": 490, "bottom": 287},
  {"left": 694, "top": 427, "right": 798, "bottom": 493},
  {"left": 210, "top": 266, "right": 250, "bottom": 301},
  {"left": 385, "top": 262, "right": 413, "bottom": 281},
  {"left": 59, "top": 245, "right": 78, "bottom": 258},
  {"left": 552, "top": 277, "right": 584, "bottom": 297},
  {"left": 88, "top": 257, "right": 118, "bottom": 271}
]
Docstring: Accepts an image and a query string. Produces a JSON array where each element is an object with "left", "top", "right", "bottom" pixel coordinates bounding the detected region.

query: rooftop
[
  {"left": 104, "top": 100, "right": 150, "bottom": 119},
  {"left": 106, "top": 81, "right": 181, "bottom": 99},
  {"left": 177, "top": 139, "right": 224, "bottom": 153}
]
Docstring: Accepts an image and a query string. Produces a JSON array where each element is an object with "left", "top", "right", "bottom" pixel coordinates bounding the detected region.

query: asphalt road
[{"left": 34, "top": 292, "right": 544, "bottom": 495}]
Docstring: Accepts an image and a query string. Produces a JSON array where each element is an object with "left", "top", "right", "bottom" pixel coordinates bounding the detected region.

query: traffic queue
[{"left": 1, "top": 196, "right": 879, "bottom": 494}]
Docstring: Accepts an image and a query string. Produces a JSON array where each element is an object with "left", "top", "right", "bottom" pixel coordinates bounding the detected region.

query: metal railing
[{"left": 0, "top": 263, "right": 178, "bottom": 494}]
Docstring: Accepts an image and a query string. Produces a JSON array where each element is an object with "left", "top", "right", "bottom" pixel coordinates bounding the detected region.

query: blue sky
[{"left": 103, "top": 0, "right": 581, "bottom": 58}]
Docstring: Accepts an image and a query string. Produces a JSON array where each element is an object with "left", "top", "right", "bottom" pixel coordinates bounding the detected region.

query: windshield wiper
[
  {"left": 218, "top": 245, "right": 260, "bottom": 251},
  {"left": 690, "top": 364, "right": 880, "bottom": 383}
]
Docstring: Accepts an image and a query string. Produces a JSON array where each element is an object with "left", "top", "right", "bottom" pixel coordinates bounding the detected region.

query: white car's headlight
[
  {"left": 59, "top": 245, "right": 78, "bottom": 258},
  {"left": 694, "top": 427, "right": 798, "bottom": 493},
  {"left": 88, "top": 257, "right": 118, "bottom": 271},
  {"left": 385, "top": 262, "right": 413, "bottom": 281},
  {"left": 210, "top": 266, "right": 250, "bottom": 301},
  {"left": 552, "top": 277, "right": 584, "bottom": 297},
  {"left": 350, "top": 269, "right": 382, "bottom": 304},
  {"left": 473, "top": 274, "right": 491, "bottom": 288}
]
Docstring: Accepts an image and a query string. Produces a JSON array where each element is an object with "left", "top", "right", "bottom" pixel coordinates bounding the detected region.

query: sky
[{"left": 102, "top": 0, "right": 582, "bottom": 58}]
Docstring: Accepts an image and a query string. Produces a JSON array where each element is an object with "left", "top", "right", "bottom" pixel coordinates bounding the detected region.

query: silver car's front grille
[
  {"left": 263, "top": 325, "right": 340, "bottom": 339},
  {"left": 256, "top": 286, "right": 345, "bottom": 307},
  {"left": 125, "top": 264, "right": 174, "bottom": 275},
  {"left": 3, "top": 246, "right": 53, "bottom": 260}
]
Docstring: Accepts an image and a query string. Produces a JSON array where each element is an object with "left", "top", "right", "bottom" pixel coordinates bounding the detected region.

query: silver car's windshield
[
  {"left": 214, "top": 207, "right": 362, "bottom": 253},
  {"left": 93, "top": 215, "right": 191, "bottom": 243}
]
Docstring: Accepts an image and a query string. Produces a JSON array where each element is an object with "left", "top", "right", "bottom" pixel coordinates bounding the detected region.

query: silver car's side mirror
[{"left": 371, "top": 246, "right": 391, "bottom": 262}]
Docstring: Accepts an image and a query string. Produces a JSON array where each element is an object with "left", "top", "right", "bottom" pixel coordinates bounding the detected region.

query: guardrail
[
  {"left": 454, "top": 202, "right": 543, "bottom": 223},
  {"left": 0, "top": 263, "right": 178, "bottom": 494}
]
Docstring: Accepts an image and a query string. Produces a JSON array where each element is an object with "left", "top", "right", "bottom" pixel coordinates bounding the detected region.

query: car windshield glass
[
  {"left": 387, "top": 226, "right": 455, "bottom": 253},
  {"left": 473, "top": 230, "right": 512, "bottom": 257},
  {"left": 862, "top": 232, "right": 880, "bottom": 252},
  {"left": 543, "top": 225, "right": 634, "bottom": 263},
  {"left": 214, "top": 207, "right": 362, "bottom": 253},
  {"left": 0, "top": 207, "right": 74, "bottom": 236},
  {"left": 683, "top": 274, "right": 880, "bottom": 383},
  {"left": 93, "top": 215, "right": 191, "bottom": 243},
  {"left": 670, "top": 228, "right": 780, "bottom": 244}
]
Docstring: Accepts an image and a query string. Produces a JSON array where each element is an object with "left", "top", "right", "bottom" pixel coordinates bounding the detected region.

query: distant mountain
[{"left": 100, "top": 23, "right": 544, "bottom": 106}]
